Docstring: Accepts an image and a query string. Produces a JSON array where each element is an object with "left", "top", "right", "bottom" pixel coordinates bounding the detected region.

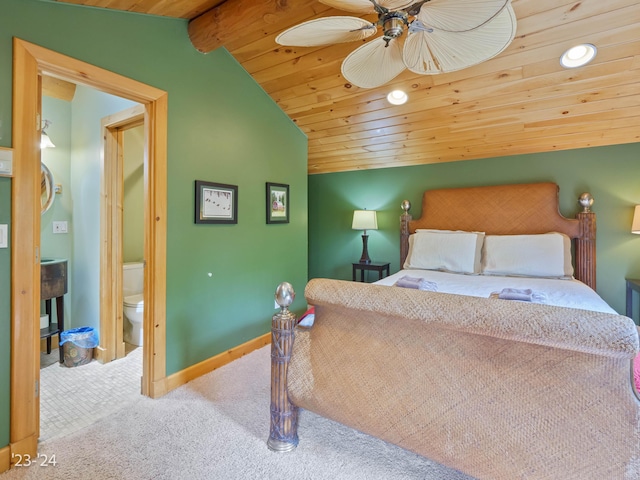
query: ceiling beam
[
  {"left": 42, "top": 75, "right": 76, "bottom": 102},
  {"left": 188, "top": 0, "right": 319, "bottom": 53}
]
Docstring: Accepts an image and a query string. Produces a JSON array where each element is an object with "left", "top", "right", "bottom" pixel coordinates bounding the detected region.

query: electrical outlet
[{"left": 52, "top": 221, "right": 68, "bottom": 234}]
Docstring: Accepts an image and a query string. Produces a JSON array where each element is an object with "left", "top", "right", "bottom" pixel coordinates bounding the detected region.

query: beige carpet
[{"left": 1, "top": 346, "right": 473, "bottom": 480}]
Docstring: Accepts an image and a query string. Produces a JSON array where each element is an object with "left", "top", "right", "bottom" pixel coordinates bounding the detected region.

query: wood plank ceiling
[{"left": 53, "top": 0, "right": 640, "bottom": 174}]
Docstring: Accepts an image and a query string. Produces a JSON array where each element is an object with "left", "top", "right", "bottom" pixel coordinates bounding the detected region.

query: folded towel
[
  {"left": 499, "top": 288, "right": 533, "bottom": 301},
  {"left": 394, "top": 276, "right": 438, "bottom": 292},
  {"left": 493, "top": 288, "right": 547, "bottom": 303}
]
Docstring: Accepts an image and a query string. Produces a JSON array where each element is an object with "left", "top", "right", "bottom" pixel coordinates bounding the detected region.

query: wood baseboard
[
  {"left": 93, "top": 346, "right": 107, "bottom": 363},
  {"left": 1, "top": 433, "right": 38, "bottom": 473},
  {"left": 163, "top": 333, "right": 271, "bottom": 395},
  {"left": 0, "top": 444, "right": 9, "bottom": 474}
]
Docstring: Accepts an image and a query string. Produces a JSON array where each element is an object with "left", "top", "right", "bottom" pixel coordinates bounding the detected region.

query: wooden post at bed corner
[
  {"left": 267, "top": 282, "right": 299, "bottom": 453},
  {"left": 400, "top": 200, "right": 412, "bottom": 268},
  {"left": 575, "top": 193, "right": 596, "bottom": 291}
]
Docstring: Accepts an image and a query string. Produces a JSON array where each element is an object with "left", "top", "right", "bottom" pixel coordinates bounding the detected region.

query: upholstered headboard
[{"left": 400, "top": 182, "right": 596, "bottom": 289}]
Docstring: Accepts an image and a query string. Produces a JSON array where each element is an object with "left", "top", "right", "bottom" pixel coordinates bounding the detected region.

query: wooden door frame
[
  {"left": 10, "top": 38, "right": 168, "bottom": 461},
  {"left": 98, "top": 106, "right": 145, "bottom": 363}
]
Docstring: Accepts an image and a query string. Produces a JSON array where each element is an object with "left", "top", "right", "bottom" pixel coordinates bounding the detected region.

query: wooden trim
[
  {"left": 41, "top": 75, "right": 76, "bottom": 102},
  {"left": 93, "top": 346, "right": 107, "bottom": 364},
  {"left": 142, "top": 93, "right": 168, "bottom": 398},
  {"left": 0, "top": 444, "right": 10, "bottom": 473},
  {"left": 20, "top": 40, "right": 165, "bottom": 103},
  {"left": 100, "top": 105, "right": 145, "bottom": 364},
  {"left": 10, "top": 38, "right": 168, "bottom": 449},
  {"left": 11, "top": 37, "right": 41, "bottom": 456},
  {"left": 163, "top": 333, "right": 271, "bottom": 394},
  {"left": 8, "top": 434, "right": 37, "bottom": 470}
]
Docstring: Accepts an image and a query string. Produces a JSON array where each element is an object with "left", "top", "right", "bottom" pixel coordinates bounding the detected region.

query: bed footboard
[{"left": 272, "top": 278, "right": 640, "bottom": 479}]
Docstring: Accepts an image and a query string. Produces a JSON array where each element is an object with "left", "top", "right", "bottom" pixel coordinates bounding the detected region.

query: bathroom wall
[
  {"left": 123, "top": 126, "right": 144, "bottom": 263},
  {"left": 70, "top": 86, "right": 139, "bottom": 330},
  {"left": 40, "top": 96, "right": 73, "bottom": 328},
  {"left": 41, "top": 88, "right": 139, "bottom": 331}
]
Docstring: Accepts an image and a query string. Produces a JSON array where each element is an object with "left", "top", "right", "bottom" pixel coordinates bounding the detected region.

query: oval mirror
[{"left": 41, "top": 163, "right": 55, "bottom": 214}]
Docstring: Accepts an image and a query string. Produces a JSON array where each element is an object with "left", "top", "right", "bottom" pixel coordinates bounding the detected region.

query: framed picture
[
  {"left": 266, "top": 182, "right": 289, "bottom": 224},
  {"left": 195, "top": 180, "right": 238, "bottom": 224}
]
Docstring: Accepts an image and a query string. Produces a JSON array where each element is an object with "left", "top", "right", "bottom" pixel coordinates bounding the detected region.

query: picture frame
[
  {"left": 195, "top": 180, "right": 238, "bottom": 224},
  {"left": 266, "top": 182, "right": 289, "bottom": 224}
]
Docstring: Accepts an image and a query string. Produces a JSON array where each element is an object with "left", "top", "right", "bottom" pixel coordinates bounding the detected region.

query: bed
[{"left": 267, "top": 182, "right": 640, "bottom": 479}]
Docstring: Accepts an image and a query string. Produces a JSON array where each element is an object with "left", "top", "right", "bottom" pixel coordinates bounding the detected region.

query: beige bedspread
[{"left": 288, "top": 279, "right": 640, "bottom": 479}]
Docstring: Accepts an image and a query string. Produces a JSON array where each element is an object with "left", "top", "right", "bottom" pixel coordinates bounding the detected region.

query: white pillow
[
  {"left": 481, "top": 232, "right": 574, "bottom": 278},
  {"left": 404, "top": 230, "right": 485, "bottom": 274}
]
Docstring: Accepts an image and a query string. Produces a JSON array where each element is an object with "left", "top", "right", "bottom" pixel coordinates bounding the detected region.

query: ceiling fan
[{"left": 276, "top": 0, "right": 517, "bottom": 89}]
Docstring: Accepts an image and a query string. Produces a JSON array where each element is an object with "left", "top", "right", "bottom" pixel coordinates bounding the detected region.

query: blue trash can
[{"left": 60, "top": 327, "right": 99, "bottom": 367}]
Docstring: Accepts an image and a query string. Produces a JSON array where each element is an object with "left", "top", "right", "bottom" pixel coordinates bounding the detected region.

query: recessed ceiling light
[
  {"left": 560, "top": 44, "right": 597, "bottom": 68},
  {"left": 387, "top": 90, "right": 408, "bottom": 105}
]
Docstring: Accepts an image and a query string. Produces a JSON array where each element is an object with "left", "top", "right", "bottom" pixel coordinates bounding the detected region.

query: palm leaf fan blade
[
  {"left": 404, "top": 4, "right": 516, "bottom": 74},
  {"left": 342, "top": 37, "right": 406, "bottom": 88},
  {"left": 417, "top": 0, "right": 510, "bottom": 32},
  {"left": 320, "top": 0, "right": 415, "bottom": 14},
  {"left": 276, "top": 17, "right": 376, "bottom": 47}
]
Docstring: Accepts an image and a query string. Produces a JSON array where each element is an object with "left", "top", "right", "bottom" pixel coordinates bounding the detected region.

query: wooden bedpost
[
  {"left": 267, "top": 282, "right": 299, "bottom": 452},
  {"left": 400, "top": 200, "right": 412, "bottom": 268},
  {"left": 575, "top": 193, "right": 596, "bottom": 290}
]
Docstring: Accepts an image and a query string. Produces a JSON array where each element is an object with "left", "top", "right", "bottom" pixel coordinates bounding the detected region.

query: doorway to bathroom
[
  {"left": 11, "top": 38, "right": 168, "bottom": 452},
  {"left": 100, "top": 105, "right": 146, "bottom": 362}
]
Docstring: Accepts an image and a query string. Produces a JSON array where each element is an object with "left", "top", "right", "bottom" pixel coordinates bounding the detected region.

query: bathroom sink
[
  {"left": 41, "top": 259, "right": 68, "bottom": 301},
  {"left": 41, "top": 258, "right": 66, "bottom": 264}
]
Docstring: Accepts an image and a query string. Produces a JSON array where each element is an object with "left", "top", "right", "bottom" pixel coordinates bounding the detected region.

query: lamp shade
[
  {"left": 632, "top": 205, "right": 640, "bottom": 234},
  {"left": 352, "top": 210, "right": 378, "bottom": 230},
  {"left": 41, "top": 119, "right": 55, "bottom": 149},
  {"left": 41, "top": 132, "right": 55, "bottom": 149}
]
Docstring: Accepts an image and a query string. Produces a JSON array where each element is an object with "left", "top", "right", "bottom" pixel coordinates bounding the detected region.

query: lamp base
[{"left": 359, "top": 234, "right": 371, "bottom": 264}]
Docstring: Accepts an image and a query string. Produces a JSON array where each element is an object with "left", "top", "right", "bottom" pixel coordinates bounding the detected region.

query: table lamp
[{"left": 352, "top": 209, "right": 378, "bottom": 264}]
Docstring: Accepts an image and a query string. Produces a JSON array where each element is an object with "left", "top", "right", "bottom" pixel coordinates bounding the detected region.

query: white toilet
[{"left": 123, "top": 262, "right": 144, "bottom": 346}]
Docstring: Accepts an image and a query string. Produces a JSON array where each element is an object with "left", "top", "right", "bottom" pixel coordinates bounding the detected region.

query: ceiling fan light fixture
[
  {"left": 560, "top": 44, "right": 597, "bottom": 68},
  {"left": 387, "top": 90, "right": 408, "bottom": 105},
  {"left": 383, "top": 13, "right": 408, "bottom": 39},
  {"left": 281, "top": 0, "right": 518, "bottom": 88}
]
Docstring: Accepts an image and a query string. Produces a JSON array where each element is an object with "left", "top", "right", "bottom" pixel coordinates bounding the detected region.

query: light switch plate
[
  {"left": 0, "top": 224, "right": 7, "bottom": 248},
  {"left": 0, "top": 149, "right": 13, "bottom": 176},
  {"left": 53, "top": 221, "right": 68, "bottom": 234}
]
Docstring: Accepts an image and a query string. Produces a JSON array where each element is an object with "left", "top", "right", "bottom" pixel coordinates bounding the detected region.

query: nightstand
[
  {"left": 352, "top": 262, "right": 390, "bottom": 282},
  {"left": 626, "top": 278, "right": 640, "bottom": 319}
]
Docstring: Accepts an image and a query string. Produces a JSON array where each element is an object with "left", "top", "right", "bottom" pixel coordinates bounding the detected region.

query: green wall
[
  {"left": 0, "top": 178, "right": 10, "bottom": 450},
  {"left": 0, "top": 0, "right": 308, "bottom": 449},
  {"left": 309, "top": 143, "right": 640, "bottom": 317}
]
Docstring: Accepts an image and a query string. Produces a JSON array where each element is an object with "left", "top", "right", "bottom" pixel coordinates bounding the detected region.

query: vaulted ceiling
[{"left": 52, "top": 0, "right": 640, "bottom": 174}]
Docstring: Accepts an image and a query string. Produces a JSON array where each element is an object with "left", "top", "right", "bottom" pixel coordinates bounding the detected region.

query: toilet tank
[{"left": 123, "top": 262, "right": 144, "bottom": 298}]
